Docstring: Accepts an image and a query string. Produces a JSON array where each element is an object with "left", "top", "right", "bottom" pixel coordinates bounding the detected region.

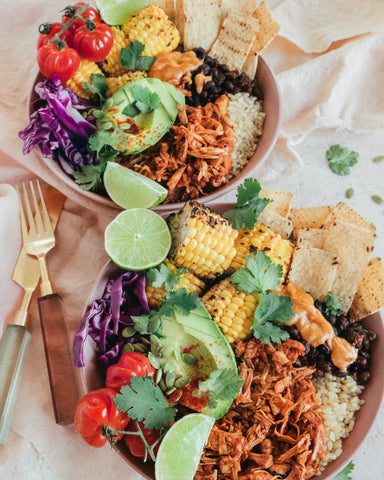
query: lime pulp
[{"left": 95, "top": 0, "right": 149, "bottom": 25}]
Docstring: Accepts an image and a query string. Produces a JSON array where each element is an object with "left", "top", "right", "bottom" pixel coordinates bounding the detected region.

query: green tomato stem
[{"left": 48, "top": 3, "right": 90, "bottom": 49}]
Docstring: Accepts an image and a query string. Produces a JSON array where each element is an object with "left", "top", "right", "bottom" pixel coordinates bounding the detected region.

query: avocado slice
[
  {"left": 89, "top": 78, "right": 185, "bottom": 157},
  {"left": 157, "top": 306, "right": 239, "bottom": 419}
]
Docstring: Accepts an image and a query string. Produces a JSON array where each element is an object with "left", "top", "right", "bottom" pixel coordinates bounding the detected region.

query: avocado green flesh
[{"left": 159, "top": 307, "right": 238, "bottom": 419}]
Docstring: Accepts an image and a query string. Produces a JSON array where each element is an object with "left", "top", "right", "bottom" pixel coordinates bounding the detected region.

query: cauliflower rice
[
  {"left": 227, "top": 92, "right": 265, "bottom": 179},
  {"left": 313, "top": 373, "right": 365, "bottom": 470}
]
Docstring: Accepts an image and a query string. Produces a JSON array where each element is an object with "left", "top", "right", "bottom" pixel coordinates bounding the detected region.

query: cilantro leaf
[
  {"left": 159, "top": 288, "right": 203, "bottom": 317},
  {"left": 324, "top": 292, "right": 343, "bottom": 316},
  {"left": 123, "top": 103, "right": 141, "bottom": 117},
  {"left": 223, "top": 178, "right": 271, "bottom": 229},
  {"left": 81, "top": 73, "right": 107, "bottom": 104},
  {"left": 123, "top": 86, "right": 161, "bottom": 117},
  {"left": 192, "top": 369, "right": 244, "bottom": 409},
  {"left": 88, "top": 132, "right": 120, "bottom": 162},
  {"left": 253, "top": 319, "right": 290, "bottom": 344},
  {"left": 326, "top": 145, "right": 359, "bottom": 175},
  {"left": 332, "top": 462, "right": 354, "bottom": 480},
  {"left": 147, "top": 264, "right": 182, "bottom": 291},
  {"left": 120, "top": 41, "right": 155, "bottom": 71},
  {"left": 115, "top": 376, "right": 176, "bottom": 430},
  {"left": 72, "top": 162, "right": 106, "bottom": 191},
  {"left": 231, "top": 252, "right": 283, "bottom": 294}
]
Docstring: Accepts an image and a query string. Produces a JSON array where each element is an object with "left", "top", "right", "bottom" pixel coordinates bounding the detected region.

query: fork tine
[
  {"left": 30, "top": 180, "right": 45, "bottom": 234},
  {"left": 15, "top": 186, "right": 28, "bottom": 242},
  {"left": 36, "top": 181, "right": 54, "bottom": 235},
  {"left": 22, "top": 183, "right": 36, "bottom": 237}
]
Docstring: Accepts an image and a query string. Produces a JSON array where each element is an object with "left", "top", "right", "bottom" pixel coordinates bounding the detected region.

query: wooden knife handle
[
  {"left": 38, "top": 293, "right": 79, "bottom": 426},
  {"left": 0, "top": 324, "right": 31, "bottom": 445}
]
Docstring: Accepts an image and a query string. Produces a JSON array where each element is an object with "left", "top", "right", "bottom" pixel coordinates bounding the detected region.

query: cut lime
[
  {"left": 155, "top": 414, "right": 215, "bottom": 480},
  {"left": 104, "top": 162, "right": 168, "bottom": 210},
  {"left": 105, "top": 208, "right": 171, "bottom": 270},
  {"left": 95, "top": 0, "right": 149, "bottom": 25}
]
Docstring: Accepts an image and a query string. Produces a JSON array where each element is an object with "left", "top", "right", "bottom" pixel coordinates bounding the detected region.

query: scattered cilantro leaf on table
[
  {"left": 81, "top": 74, "right": 107, "bottom": 104},
  {"left": 326, "top": 145, "right": 359, "bottom": 175},
  {"left": 114, "top": 376, "right": 176, "bottom": 430},
  {"left": 332, "top": 461, "right": 354, "bottom": 480},
  {"left": 231, "top": 252, "right": 283, "bottom": 294},
  {"left": 324, "top": 292, "right": 343, "bottom": 316},
  {"left": 147, "top": 264, "right": 187, "bottom": 291},
  {"left": 223, "top": 178, "right": 271, "bottom": 229},
  {"left": 192, "top": 369, "right": 244, "bottom": 408},
  {"left": 120, "top": 41, "right": 155, "bottom": 71},
  {"left": 159, "top": 288, "right": 203, "bottom": 317}
]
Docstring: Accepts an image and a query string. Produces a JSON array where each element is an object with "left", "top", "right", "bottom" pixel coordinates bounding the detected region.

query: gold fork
[{"left": 16, "top": 180, "right": 79, "bottom": 425}]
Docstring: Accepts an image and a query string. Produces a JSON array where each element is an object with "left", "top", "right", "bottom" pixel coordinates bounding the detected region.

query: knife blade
[{"left": 0, "top": 186, "right": 66, "bottom": 445}]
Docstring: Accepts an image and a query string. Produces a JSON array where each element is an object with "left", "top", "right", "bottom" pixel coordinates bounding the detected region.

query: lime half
[
  {"left": 104, "top": 162, "right": 168, "bottom": 210},
  {"left": 95, "top": 0, "right": 149, "bottom": 25},
  {"left": 105, "top": 208, "right": 171, "bottom": 270},
  {"left": 155, "top": 414, "right": 215, "bottom": 480}
]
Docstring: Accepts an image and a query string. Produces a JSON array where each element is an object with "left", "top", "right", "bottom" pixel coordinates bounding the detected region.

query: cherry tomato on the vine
[
  {"left": 72, "top": 23, "right": 114, "bottom": 62},
  {"left": 62, "top": 2, "right": 101, "bottom": 32},
  {"left": 37, "top": 42, "right": 80, "bottom": 84},
  {"left": 123, "top": 420, "right": 161, "bottom": 459},
  {"left": 106, "top": 351, "right": 156, "bottom": 392},
  {"left": 74, "top": 388, "right": 129, "bottom": 448},
  {"left": 37, "top": 23, "right": 74, "bottom": 49}
]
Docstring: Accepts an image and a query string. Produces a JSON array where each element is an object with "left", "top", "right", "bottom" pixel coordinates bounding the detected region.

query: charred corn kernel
[
  {"left": 122, "top": 5, "right": 180, "bottom": 58},
  {"left": 65, "top": 59, "right": 104, "bottom": 99},
  {"left": 102, "top": 26, "right": 130, "bottom": 77},
  {"left": 167, "top": 201, "right": 238, "bottom": 280},
  {"left": 106, "top": 70, "right": 148, "bottom": 96},
  {"left": 229, "top": 223, "right": 294, "bottom": 280},
  {"left": 145, "top": 259, "right": 206, "bottom": 310},
  {"left": 202, "top": 278, "right": 259, "bottom": 344}
]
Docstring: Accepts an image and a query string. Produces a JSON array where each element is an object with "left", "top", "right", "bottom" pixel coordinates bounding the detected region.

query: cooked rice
[
  {"left": 313, "top": 373, "right": 365, "bottom": 471},
  {"left": 226, "top": 92, "right": 265, "bottom": 180}
]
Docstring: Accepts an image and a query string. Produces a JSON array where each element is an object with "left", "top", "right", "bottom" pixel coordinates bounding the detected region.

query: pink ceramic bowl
[
  {"left": 77, "top": 203, "right": 384, "bottom": 480},
  {"left": 28, "top": 56, "right": 281, "bottom": 214}
]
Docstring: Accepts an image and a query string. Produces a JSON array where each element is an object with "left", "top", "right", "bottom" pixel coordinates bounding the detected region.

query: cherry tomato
[
  {"left": 74, "top": 388, "right": 129, "bottom": 448},
  {"left": 106, "top": 351, "right": 156, "bottom": 392},
  {"left": 37, "top": 23, "right": 74, "bottom": 49},
  {"left": 123, "top": 420, "right": 161, "bottom": 459},
  {"left": 62, "top": 2, "right": 101, "bottom": 32},
  {"left": 37, "top": 42, "right": 80, "bottom": 84},
  {"left": 72, "top": 23, "right": 114, "bottom": 62}
]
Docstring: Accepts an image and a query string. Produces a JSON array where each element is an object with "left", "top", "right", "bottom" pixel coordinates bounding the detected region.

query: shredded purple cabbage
[
  {"left": 73, "top": 270, "right": 150, "bottom": 370},
  {"left": 19, "top": 74, "right": 98, "bottom": 172}
]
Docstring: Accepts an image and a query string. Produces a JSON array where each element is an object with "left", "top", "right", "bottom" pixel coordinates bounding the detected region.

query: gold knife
[{"left": 0, "top": 186, "right": 65, "bottom": 445}]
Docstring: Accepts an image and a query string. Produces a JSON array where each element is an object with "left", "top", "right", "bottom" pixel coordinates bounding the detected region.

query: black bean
[
  {"left": 327, "top": 314, "right": 337, "bottom": 325},
  {"left": 366, "top": 330, "right": 377, "bottom": 341},
  {"left": 225, "top": 71, "right": 237, "bottom": 82},
  {"left": 338, "top": 316, "right": 350, "bottom": 331},
  {"left": 334, "top": 370, "right": 349, "bottom": 377},
  {"left": 319, "top": 343, "right": 331, "bottom": 355},
  {"left": 318, "top": 361, "right": 332, "bottom": 373},
  {"left": 205, "top": 80, "right": 216, "bottom": 91},
  {"left": 357, "top": 356, "right": 368, "bottom": 367},
  {"left": 357, "top": 371, "right": 370, "bottom": 384},
  {"left": 314, "top": 300, "right": 323, "bottom": 312}
]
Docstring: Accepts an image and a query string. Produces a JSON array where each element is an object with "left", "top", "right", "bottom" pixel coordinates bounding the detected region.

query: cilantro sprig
[
  {"left": 114, "top": 376, "right": 177, "bottom": 430},
  {"left": 81, "top": 73, "right": 107, "bottom": 104},
  {"left": 192, "top": 368, "right": 244, "bottom": 408},
  {"left": 120, "top": 41, "right": 155, "bottom": 71},
  {"left": 223, "top": 178, "right": 271, "bottom": 229},
  {"left": 123, "top": 85, "right": 161, "bottom": 117},
  {"left": 326, "top": 144, "right": 359, "bottom": 175},
  {"left": 332, "top": 462, "right": 354, "bottom": 480},
  {"left": 147, "top": 264, "right": 188, "bottom": 291},
  {"left": 324, "top": 292, "right": 343, "bottom": 316}
]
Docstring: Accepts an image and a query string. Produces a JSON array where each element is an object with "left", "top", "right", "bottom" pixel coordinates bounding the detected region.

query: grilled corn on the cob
[
  {"left": 167, "top": 202, "right": 238, "bottom": 280},
  {"left": 65, "top": 59, "right": 104, "bottom": 99},
  {"left": 228, "top": 224, "right": 294, "bottom": 280},
  {"left": 122, "top": 5, "right": 180, "bottom": 58},
  {"left": 102, "top": 26, "right": 130, "bottom": 77},
  {"left": 202, "top": 278, "right": 259, "bottom": 344},
  {"left": 145, "top": 260, "right": 206, "bottom": 310},
  {"left": 106, "top": 70, "right": 148, "bottom": 97}
]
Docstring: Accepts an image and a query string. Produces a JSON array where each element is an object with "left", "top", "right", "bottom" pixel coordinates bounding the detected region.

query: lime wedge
[
  {"left": 103, "top": 162, "right": 168, "bottom": 209},
  {"left": 155, "top": 414, "right": 215, "bottom": 480},
  {"left": 96, "top": 0, "right": 149, "bottom": 25},
  {"left": 105, "top": 208, "right": 171, "bottom": 270}
]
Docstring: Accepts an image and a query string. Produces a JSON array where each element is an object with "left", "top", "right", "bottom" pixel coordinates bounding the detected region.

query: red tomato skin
[
  {"left": 72, "top": 23, "right": 114, "bottom": 62},
  {"left": 106, "top": 351, "right": 156, "bottom": 392},
  {"left": 62, "top": 2, "right": 101, "bottom": 32},
  {"left": 74, "top": 388, "right": 129, "bottom": 448},
  {"left": 37, "top": 43, "right": 81, "bottom": 84},
  {"left": 123, "top": 420, "right": 160, "bottom": 458},
  {"left": 37, "top": 24, "right": 74, "bottom": 49}
]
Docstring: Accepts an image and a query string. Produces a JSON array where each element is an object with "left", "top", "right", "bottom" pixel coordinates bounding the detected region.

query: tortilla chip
[
  {"left": 209, "top": 9, "right": 260, "bottom": 72},
  {"left": 290, "top": 205, "right": 333, "bottom": 239},
  {"left": 258, "top": 208, "right": 293, "bottom": 240},
  {"left": 175, "top": 0, "right": 221, "bottom": 51},
  {"left": 288, "top": 246, "right": 338, "bottom": 302},
  {"left": 349, "top": 257, "right": 384, "bottom": 321},
  {"left": 260, "top": 188, "right": 293, "bottom": 218},
  {"left": 220, "top": 0, "right": 259, "bottom": 18},
  {"left": 149, "top": 0, "right": 175, "bottom": 19},
  {"left": 296, "top": 228, "right": 328, "bottom": 249},
  {"left": 242, "top": 1, "right": 280, "bottom": 78},
  {"left": 323, "top": 201, "right": 376, "bottom": 233},
  {"left": 324, "top": 220, "right": 377, "bottom": 314}
]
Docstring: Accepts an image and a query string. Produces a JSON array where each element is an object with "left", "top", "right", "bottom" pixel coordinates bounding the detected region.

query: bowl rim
[{"left": 27, "top": 55, "right": 281, "bottom": 214}]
